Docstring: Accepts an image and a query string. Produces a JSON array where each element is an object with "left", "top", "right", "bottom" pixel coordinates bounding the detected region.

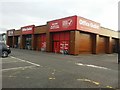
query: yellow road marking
[
  {"left": 77, "top": 78, "right": 113, "bottom": 88},
  {"left": 92, "top": 81, "right": 100, "bottom": 85},
  {"left": 49, "top": 77, "right": 55, "bottom": 80},
  {"left": 106, "top": 86, "right": 113, "bottom": 88}
]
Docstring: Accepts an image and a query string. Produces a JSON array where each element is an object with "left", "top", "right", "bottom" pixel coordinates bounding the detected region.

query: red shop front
[
  {"left": 48, "top": 16, "right": 77, "bottom": 54},
  {"left": 52, "top": 32, "right": 70, "bottom": 54},
  {"left": 48, "top": 15, "right": 100, "bottom": 55}
]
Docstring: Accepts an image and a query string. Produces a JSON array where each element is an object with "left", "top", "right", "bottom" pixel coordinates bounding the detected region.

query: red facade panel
[
  {"left": 53, "top": 33, "right": 59, "bottom": 41},
  {"left": 59, "top": 33, "right": 64, "bottom": 41},
  {"left": 53, "top": 32, "right": 70, "bottom": 53},
  {"left": 54, "top": 32, "right": 70, "bottom": 41},
  {"left": 64, "top": 32, "right": 70, "bottom": 40},
  {"left": 53, "top": 42, "right": 60, "bottom": 53},
  {"left": 48, "top": 15, "right": 100, "bottom": 34},
  {"left": 48, "top": 16, "right": 77, "bottom": 32}
]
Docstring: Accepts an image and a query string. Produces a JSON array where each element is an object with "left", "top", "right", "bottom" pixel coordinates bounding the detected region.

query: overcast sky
[{"left": 0, "top": 0, "right": 119, "bottom": 34}]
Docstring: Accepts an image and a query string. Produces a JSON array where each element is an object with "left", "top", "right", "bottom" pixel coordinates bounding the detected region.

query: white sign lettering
[
  {"left": 79, "top": 19, "right": 99, "bottom": 29},
  {"left": 22, "top": 27, "right": 33, "bottom": 32},
  {"left": 50, "top": 22, "right": 59, "bottom": 29},
  {"left": 8, "top": 31, "right": 13, "bottom": 36},
  {"left": 62, "top": 19, "right": 73, "bottom": 28}
]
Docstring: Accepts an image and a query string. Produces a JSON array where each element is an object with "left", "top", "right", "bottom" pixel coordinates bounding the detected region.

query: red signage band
[
  {"left": 77, "top": 16, "right": 100, "bottom": 33},
  {"left": 48, "top": 16, "right": 77, "bottom": 32},
  {"left": 48, "top": 15, "right": 100, "bottom": 34},
  {"left": 21, "top": 25, "right": 35, "bottom": 35}
]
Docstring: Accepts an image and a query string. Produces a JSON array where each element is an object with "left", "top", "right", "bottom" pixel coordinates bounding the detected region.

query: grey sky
[{"left": 0, "top": 0, "right": 118, "bottom": 34}]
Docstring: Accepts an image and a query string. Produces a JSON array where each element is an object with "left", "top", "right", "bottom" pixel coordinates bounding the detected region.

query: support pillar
[
  {"left": 106, "top": 37, "right": 112, "bottom": 54},
  {"left": 92, "top": 34, "right": 99, "bottom": 54},
  {"left": 46, "top": 24, "right": 52, "bottom": 52},
  {"left": 20, "top": 35, "right": 23, "bottom": 49},
  {"left": 70, "top": 31, "right": 80, "bottom": 55},
  {"left": 12, "top": 36, "right": 15, "bottom": 48},
  {"left": 31, "top": 34, "right": 35, "bottom": 50}
]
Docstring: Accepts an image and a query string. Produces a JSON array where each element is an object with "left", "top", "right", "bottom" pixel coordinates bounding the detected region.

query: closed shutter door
[
  {"left": 53, "top": 32, "right": 70, "bottom": 54},
  {"left": 79, "top": 33, "right": 92, "bottom": 54},
  {"left": 98, "top": 36, "right": 106, "bottom": 53}
]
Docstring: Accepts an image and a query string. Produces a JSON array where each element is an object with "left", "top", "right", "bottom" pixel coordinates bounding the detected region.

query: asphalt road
[{"left": 1, "top": 48, "right": 119, "bottom": 89}]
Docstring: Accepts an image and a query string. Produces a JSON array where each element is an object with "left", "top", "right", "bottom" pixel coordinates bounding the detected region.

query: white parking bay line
[
  {"left": 10, "top": 56, "right": 41, "bottom": 67},
  {"left": 1, "top": 65, "right": 35, "bottom": 71},
  {"left": 76, "top": 63, "right": 111, "bottom": 70}
]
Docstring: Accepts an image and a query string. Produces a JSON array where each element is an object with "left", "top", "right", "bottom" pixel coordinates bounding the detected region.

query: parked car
[{"left": 0, "top": 42, "right": 11, "bottom": 57}]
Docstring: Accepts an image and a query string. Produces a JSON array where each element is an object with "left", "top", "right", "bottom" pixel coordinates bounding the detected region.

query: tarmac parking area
[{"left": 1, "top": 48, "right": 119, "bottom": 89}]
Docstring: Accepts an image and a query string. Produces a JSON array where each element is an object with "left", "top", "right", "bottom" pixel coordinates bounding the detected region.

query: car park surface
[{"left": 1, "top": 48, "right": 119, "bottom": 89}]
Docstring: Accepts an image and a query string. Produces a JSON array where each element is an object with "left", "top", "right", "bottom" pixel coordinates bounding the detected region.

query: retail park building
[{"left": 6, "top": 15, "right": 120, "bottom": 55}]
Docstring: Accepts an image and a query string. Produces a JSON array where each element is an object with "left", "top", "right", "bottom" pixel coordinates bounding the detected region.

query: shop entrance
[
  {"left": 52, "top": 32, "right": 70, "bottom": 54},
  {"left": 25, "top": 35, "right": 32, "bottom": 49},
  {"left": 8, "top": 36, "right": 13, "bottom": 47},
  {"left": 22, "top": 35, "right": 32, "bottom": 50},
  {"left": 14, "top": 36, "right": 20, "bottom": 48}
]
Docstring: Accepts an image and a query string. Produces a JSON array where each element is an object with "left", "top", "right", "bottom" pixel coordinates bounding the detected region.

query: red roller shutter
[
  {"left": 59, "top": 32, "right": 64, "bottom": 41},
  {"left": 64, "top": 32, "right": 70, "bottom": 40},
  {"left": 53, "top": 33, "right": 59, "bottom": 41},
  {"left": 53, "top": 32, "right": 70, "bottom": 54},
  {"left": 53, "top": 42, "right": 60, "bottom": 53}
]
